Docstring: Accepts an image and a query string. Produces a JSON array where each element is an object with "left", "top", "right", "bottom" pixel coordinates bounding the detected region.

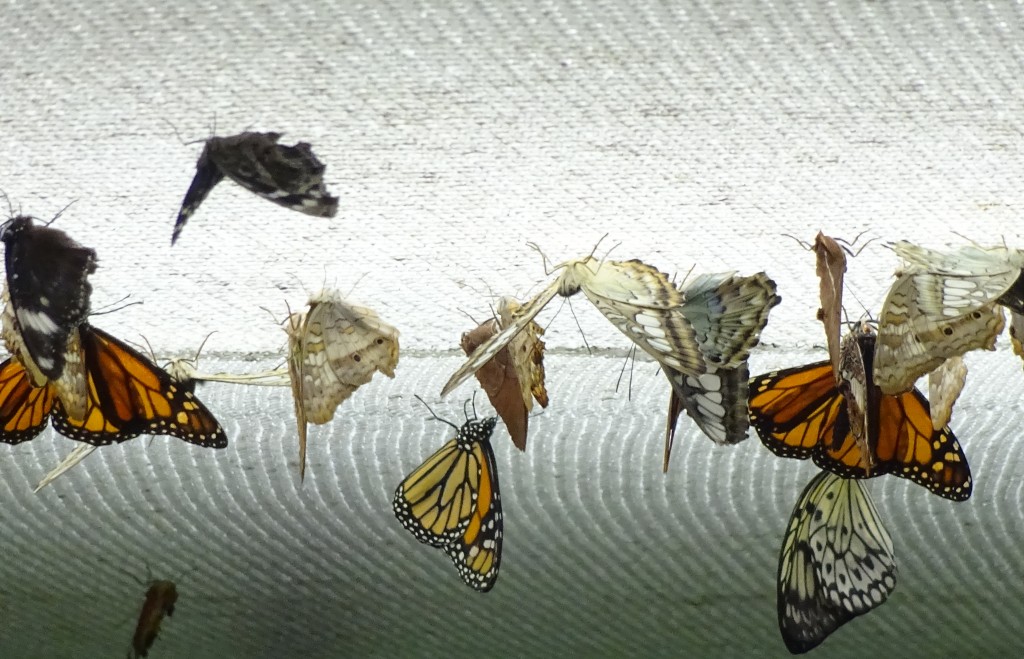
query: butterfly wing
[
  {"left": 393, "top": 417, "right": 502, "bottom": 591},
  {"left": 778, "top": 470, "right": 897, "bottom": 654},
  {"left": 875, "top": 242, "right": 1010, "bottom": 394},
  {"left": 51, "top": 325, "right": 228, "bottom": 447},
  {"left": 1011, "top": 311, "right": 1024, "bottom": 365},
  {"left": 171, "top": 143, "right": 226, "bottom": 245},
  {"left": 461, "top": 319, "right": 530, "bottom": 451},
  {"left": 928, "top": 356, "right": 967, "bottom": 429},
  {"left": 498, "top": 296, "right": 549, "bottom": 412},
  {"left": 442, "top": 278, "right": 560, "bottom": 397},
  {"left": 812, "top": 233, "right": 848, "bottom": 378},
  {"left": 663, "top": 364, "right": 749, "bottom": 470},
  {"left": 209, "top": 132, "right": 339, "bottom": 218},
  {"left": 0, "top": 356, "right": 55, "bottom": 444},
  {"left": 0, "top": 217, "right": 96, "bottom": 382}
]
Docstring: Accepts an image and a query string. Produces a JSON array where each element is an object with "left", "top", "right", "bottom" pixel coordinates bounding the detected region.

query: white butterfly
[
  {"left": 444, "top": 253, "right": 728, "bottom": 397},
  {"left": 874, "top": 241, "right": 1013, "bottom": 395},
  {"left": 778, "top": 469, "right": 897, "bottom": 653},
  {"left": 286, "top": 290, "right": 400, "bottom": 480},
  {"left": 662, "top": 271, "right": 780, "bottom": 470}
]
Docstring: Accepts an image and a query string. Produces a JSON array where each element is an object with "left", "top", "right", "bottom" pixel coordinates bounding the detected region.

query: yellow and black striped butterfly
[
  {"left": 778, "top": 469, "right": 897, "bottom": 654},
  {"left": 0, "top": 323, "right": 227, "bottom": 447},
  {"left": 393, "top": 412, "right": 502, "bottom": 592},
  {"left": 748, "top": 324, "right": 972, "bottom": 501}
]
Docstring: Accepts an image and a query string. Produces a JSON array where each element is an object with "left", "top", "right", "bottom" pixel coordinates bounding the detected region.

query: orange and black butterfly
[
  {"left": 748, "top": 323, "right": 972, "bottom": 501},
  {"left": 129, "top": 579, "right": 178, "bottom": 658},
  {"left": 393, "top": 407, "right": 502, "bottom": 592},
  {"left": 0, "top": 324, "right": 227, "bottom": 447}
]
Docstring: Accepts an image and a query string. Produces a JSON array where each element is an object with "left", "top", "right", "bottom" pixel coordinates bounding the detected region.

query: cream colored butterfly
[
  {"left": 159, "top": 335, "right": 290, "bottom": 389},
  {"left": 874, "top": 241, "right": 1014, "bottom": 395},
  {"left": 443, "top": 250, "right": 727, "bottom": 398},
  {"left": 460, "top": 296, "right": 548, "bottom": 452},
  {"left": 777, "top": 469, "right": 897, "bottom": 653},
  {"left": 662, "top": 271, "right": 780, "bottom": 471},
  {"left": 286, "top": 289, "right": 400, "bottom": 480}
]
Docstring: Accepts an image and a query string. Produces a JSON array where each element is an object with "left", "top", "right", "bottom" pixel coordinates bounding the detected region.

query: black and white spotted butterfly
[
  {"left": 0, "top": 215, "right": 96, "bottom": 385},
  {"left": 171, "top": 131, "right": 339, "bottom": 244}
]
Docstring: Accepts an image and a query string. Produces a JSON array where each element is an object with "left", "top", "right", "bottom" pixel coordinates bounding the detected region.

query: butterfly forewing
[
  {"left": 0, "top": 216, "right": 96, "bottom": 383},
  {"left": 393, "top": 416, "right": 503, "bottom": 591},
  {"left": 0, "top": 356, "right": 55, "bottom": 444},
  {"left": 778, "top": 470, "right": 897, "bottom": 653},
  {"left": 172, "top": 132, "right": 339, "bottom": 244}
]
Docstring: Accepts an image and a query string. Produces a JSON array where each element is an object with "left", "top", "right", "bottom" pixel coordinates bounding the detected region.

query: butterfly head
[
  {"left": 0, "top": 215, "right": 32, "bottom": 243},
  {"left": 458, "top": 416, "right": 498, "bottom": 446},
  {"left": 556, "top": 255, "right": 600, "bottom": 297}
]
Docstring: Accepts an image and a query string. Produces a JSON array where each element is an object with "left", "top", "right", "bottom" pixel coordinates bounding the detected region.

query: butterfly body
[
  {"left": 286, "top": 290, "right": 400, "bottom": 479},
  {"left": 393, "top": 416, "right": 503, "bottom": 591},
  {"left": 129, "top": 579, "right": 178, "bottom": 659},
  {"left": 0, "top": 216, "right": 96, "bottom": 385},
  {"left": 778, "top": 470, "right": 897, "bottom": 653},
  {"left": 749, "top": 325, "right": 972, "bottom": 500},
  {"left": 172, "top": 131, "right": 339, "bottom": 244}
]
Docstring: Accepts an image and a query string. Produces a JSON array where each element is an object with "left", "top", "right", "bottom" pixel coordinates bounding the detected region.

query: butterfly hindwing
[
  {"left": 928, "top": 356, "right": 967, "bottom": 429},
  {"left": 778, "top": 470, "right": 897, "bottom": 653},
  {"left": 812, "top": 232, "right": 848, "bottom": 378},
  {"left": 172, "top": 132, "right": 339, "bottom": 244},
  {"left": 0, "top": 356, "right": 55, "bottom": 444},
  {"left": 0, "top": 216, "right": 96, "bottom": 383},
  {"left": 393, "top": 416, "right": 503, "bottom": 591}
]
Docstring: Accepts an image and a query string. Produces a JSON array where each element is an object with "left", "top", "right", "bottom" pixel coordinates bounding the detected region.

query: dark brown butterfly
[
  {"left": 172, "top": 131, "right": 339, "bottom": 244},
  {"left": 0, "top": 215, "right": 96, "bottom": 385},
  {"left": 129, "top": 579, "right": 178, "bottom": 658}
]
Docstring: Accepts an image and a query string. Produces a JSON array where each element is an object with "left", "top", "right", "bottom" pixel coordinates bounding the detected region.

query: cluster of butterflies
[{"left": 3, "top": 129, "right": 1020, "bottom": 654}]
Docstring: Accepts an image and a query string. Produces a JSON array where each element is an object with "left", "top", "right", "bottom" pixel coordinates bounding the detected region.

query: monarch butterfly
[
  {"left": 172, "top": 131, "right": 339, "bottom": 244},
  {"left": 778, "top": 469, "right": 897, "bottom": 654},
  {"left": 0, "top": 324, "right": 227, "bottom": 448},
  {"left": 285, "top": 290, "right": 400, "bottom": 480},
  {"left": 748, "top": 323, "right": 972, "bottom": 501},
  {"left": 129, "top": 579, "right": 178, "bottom": 658},
  {"left": 0, "top": 215, "right": 96, "bottom": 390},
  {"left": 874, "top": 241, "right": 1016, "bottom": 395},
  {"left": 460, "top": 296, "right": 548, "bottom": 452},
  {"left": 662, "top": 271, "right": 780, "bottom": 471},
  {"left": 393, "top": 410, "right": 502, "bottom": 592}
]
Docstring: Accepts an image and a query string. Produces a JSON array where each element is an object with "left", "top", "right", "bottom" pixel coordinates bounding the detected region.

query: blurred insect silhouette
[
  {"left": 126, "top": 574, "right": 179, "bottom": 658},
  {"left": 171, "top": 130, "right": 338, "bottom": 244}
]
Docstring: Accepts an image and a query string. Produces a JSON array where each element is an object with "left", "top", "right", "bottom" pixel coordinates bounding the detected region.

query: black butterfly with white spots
[
  {"left": 0, "top": 215, "right": 96, "bottom": 383},
  {"left": 171, "top": 131, "right": 339, "bottom": 244}
]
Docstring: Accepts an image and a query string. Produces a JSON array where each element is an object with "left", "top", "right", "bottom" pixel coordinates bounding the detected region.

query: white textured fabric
[{"left": 1, "top": 0, "right": 1023, "bottom": 656}]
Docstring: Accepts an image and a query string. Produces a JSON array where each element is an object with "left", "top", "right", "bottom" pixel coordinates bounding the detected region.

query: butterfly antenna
[
  {"left": 42, "top": 200, "right": 77, "bottom": 227},
  {"left": 464, "top": 392, "right": 480, "bottom": 422},
  {"left": 191, "top": 331, "right": 217, "bottom": 367},
  {"left": 90, "top": 295, "right": 143, "bottom": 317},
  {"left": 162, "top": 118, "right": 206, "bottom": 147},
  {"left": 567, "top": 299, "right": 593, "bottom": 355},
  {"left": 456, "top": 307, "right": 483, "bottom": 325},
  {"left": 780, "top": 233, "right": 813, "bottom": 251},
  {"left": 413, "top": 395, "right": 459, "bottom": 431},
  {"left": 138, "top": 335, "right": 158, "bottom": 363},
  {"left": 614, "top": 344, "right": 637, "bottom": 400},
  {"left": 342, "top": 272, "right": 369, "bottom": 300},
  {"left": 526, "top": 242, "right": 555, "bottom": 275},
  {"left": 675, "top": 263, "right": 697, "bottom": 288},
  {"left": 597, "top": 236, "right": 620, "bottom": 263},
  {"left": 0, "top": 189, "right": 16, "bottom": 219}
]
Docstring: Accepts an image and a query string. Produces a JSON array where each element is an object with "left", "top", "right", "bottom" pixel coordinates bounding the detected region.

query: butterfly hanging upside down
[
  {"left": 128, "top": 578, "right": 179, "bottom": 659},
  {"left": 0, "top": 323, "right": 227, "bottom": 448},
  {"left": 777, "top": 469, "right": 897, "bottom": 654},
  {"left": 393, "top": 410, "right": 503, "bottom": 592},
  {"left": 748, "top": 322, "right": 972, "bottom": 501},
  {"left": 171, "top": 131, "right": 339, "bottom": 244}
]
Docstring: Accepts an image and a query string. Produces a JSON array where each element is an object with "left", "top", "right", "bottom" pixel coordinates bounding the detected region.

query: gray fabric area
[{"left": 1, "top": 1, "right": 1023, "bottom": 656}]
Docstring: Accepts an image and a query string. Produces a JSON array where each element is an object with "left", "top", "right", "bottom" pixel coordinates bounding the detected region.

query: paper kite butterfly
[
  {"left": 777, "top": 469, "right": 897, "bottom": 653},
  {"left": 0, "top": 323, "right": 227, "bottom": 448},
  {"left": 393, "top": 409, "right": 502, "bottom": 592},
  {"left": 285, "top": 289, "right": 399, "bottom": 480},
  {"left": 171, "top": 131, "right": 339, "bottom": 244},
  {"left": 459, "top": 296, "right": 548, "bottom": 452}
]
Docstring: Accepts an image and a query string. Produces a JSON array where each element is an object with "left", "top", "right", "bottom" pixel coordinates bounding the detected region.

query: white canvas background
[{"left": 1, "top": 0, "right": 1023, "bottom": 657}]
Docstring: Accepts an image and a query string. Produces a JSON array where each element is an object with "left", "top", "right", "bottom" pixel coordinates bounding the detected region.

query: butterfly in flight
[
  {"left": 285, "top": 290, "right": 400, "bottom": 480},
  {"left": 0, "top": 215, "right": 96, "bottom": 400},
  {"left": 460, "top": 296, "right": 548, "bottom": 451},
  {"left": 393, "top": 406, "right": 502, "bottom": 592},
  {"left": 171, "top": 131, "right": 339, "bottom": 244},
  {"left": 0, "top": 323, "right": 227, "bottom": 448},
  {"left": 662, "top": 271, "right": 780, "bottom": 471},
  {"left": 128, "top": 578, "right": 179, "bottom": 658},
  {"left": 874, "top": 240, "right": 1021, "bottom": 395},
  {"left": 777, "top": 469, "right": 897, "bottom": 654},
  {"left": 749, "top": 322, "right": 972, "bottom": 501}
]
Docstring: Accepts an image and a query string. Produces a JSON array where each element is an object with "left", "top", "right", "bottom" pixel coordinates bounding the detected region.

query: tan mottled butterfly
[
  {"left": 928, "top": 356, "right": 967, "bottom": 429},
  {"left": 285, "top": 290, "right": 400, "bottom": 480},
  {"left": 777, "top": 469, "right": 897, "bottom": 653},
  {"left": 662, "top": 271, "right": 780, "bottom": 471},
  {"left": 874, "top": 241, "right": 1016, "bottom": 395},
  {"left": 460, "top": 296, "right": 548, "bottom": 451}
]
